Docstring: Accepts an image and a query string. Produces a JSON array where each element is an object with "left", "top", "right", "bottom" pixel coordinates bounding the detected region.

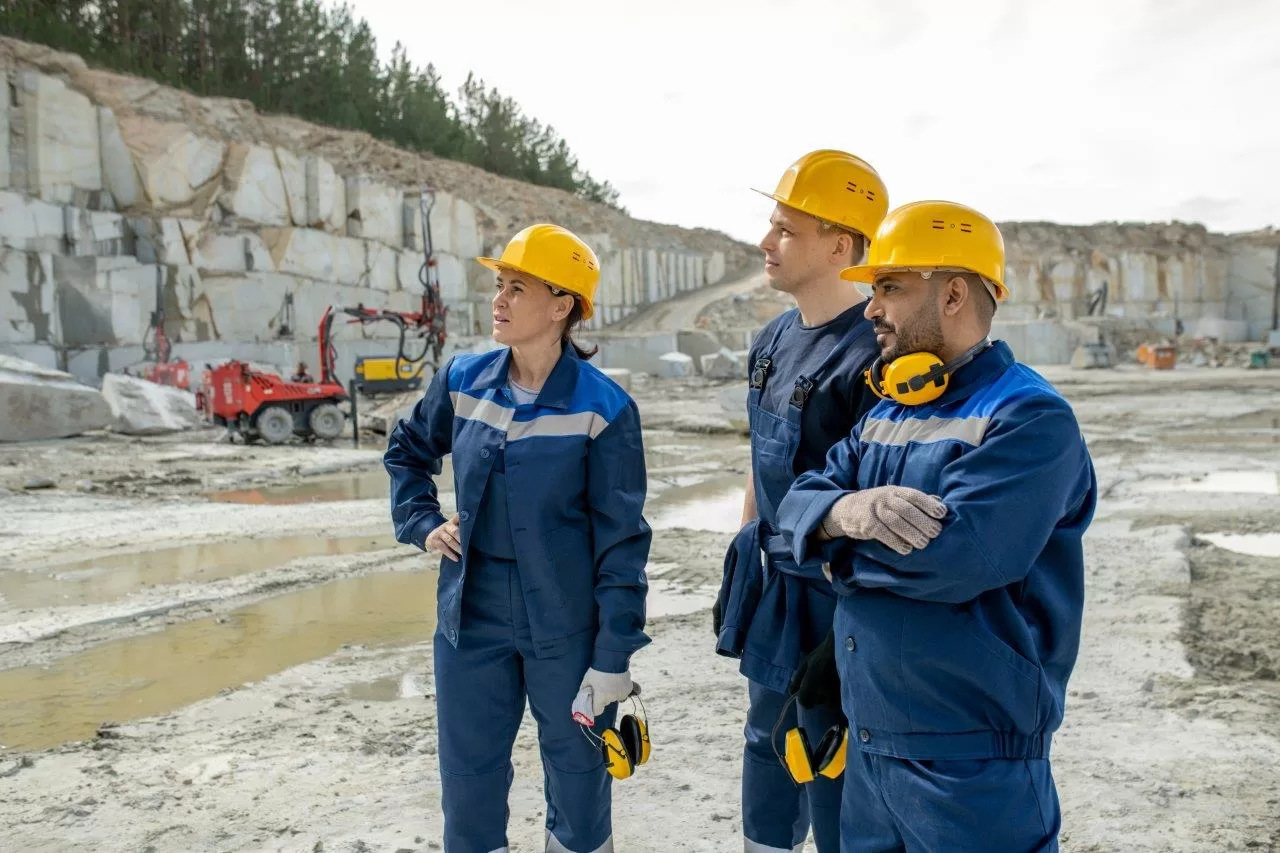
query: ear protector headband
[
  {"left": 578, "top": 686, "right": 651, "bottom": 781},
  {"left": 771, "top": 693, "right": 848, "bottom": 785},
  {"left": 864, "top": 338, "right": 993, "bottom": 406}
]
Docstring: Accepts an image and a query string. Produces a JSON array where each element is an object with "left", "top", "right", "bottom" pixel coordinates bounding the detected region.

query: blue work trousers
[
  {"left": 434, "top": 552, "right": 616, "bottom": 853},
  {"left": 841, "top": 748, "right": 1061, "bottom": 853}
]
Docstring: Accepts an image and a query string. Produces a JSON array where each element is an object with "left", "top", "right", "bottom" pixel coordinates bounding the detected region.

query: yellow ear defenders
[
  {"left": 771, "top": 693, "right": 848, "bottom": 784},
  {"left": 579, "top": 685, "right": 650, "bottom": 781},
  {"left": 864, "top": 338, "right": 993, "bottom": 406}
]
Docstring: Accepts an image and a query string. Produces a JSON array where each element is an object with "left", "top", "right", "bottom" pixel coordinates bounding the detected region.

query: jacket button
[
  {"left": 859, "top": 729, "right": 871, "bottom": 744},
  {"left": 845, "top": 636, "right": 856, "bottom": 651},
  {"left": 480, "top": 448, "right": 490, "bottom": 459},
  {"left": 458, "top": 511, "right": 470, "bottom": 522},
  {"left": 448, "top": 628, "right": 458, "bottom": 642}
]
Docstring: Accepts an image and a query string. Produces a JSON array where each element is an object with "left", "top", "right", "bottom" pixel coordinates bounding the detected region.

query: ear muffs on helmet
[
  {"left": 772, "top": 693, "right": 848, "bottom": 785},
  {"left": 863, "top": 339, "right": 994, "bottom": 406},
  {"left": 581, "top": 687, "right": 650, "bottom": 781}
]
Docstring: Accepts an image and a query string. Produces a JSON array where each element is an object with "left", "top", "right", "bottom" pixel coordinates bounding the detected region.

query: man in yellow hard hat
[
  {"left": 778, "top": 201, "right": 1098, "bottom": 851},
  {"left": 713, "top": 150, "right": 891, "bottom": 853}
]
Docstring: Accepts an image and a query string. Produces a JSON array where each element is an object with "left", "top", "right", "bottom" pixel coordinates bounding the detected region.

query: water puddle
[
  {"left": 346, "top": 670, "right": 429, "bottom": 702},
  {"left": 0, "top": 533, "right": 398, "bottom": 610},
  {"left": 209, "top": 460, "right": 456, "bottom": 505},
  {"left": 0, "top": 570, "right": 438, "bottom": 752},
  {"left": 1163, "top": 410, "right": 1280, "bottom": 446},
  {"left": 1181, "top": 471, "right": 1280, "bottom": 495},
  {"left": 646, "top": 475, "right": 746, "bottom": 533},
  {"left": 1198, "top": 532, "right": 1280, "bottom": 558}
]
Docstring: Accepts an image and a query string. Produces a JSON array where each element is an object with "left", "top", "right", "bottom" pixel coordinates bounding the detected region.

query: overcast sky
[{"left": 350, "top": 0, "right": 1279, "bottom": 244}]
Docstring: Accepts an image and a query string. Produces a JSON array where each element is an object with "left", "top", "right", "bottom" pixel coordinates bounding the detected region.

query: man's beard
[{"left": 876, "top": 301, "right": 944, "bottom": 362}]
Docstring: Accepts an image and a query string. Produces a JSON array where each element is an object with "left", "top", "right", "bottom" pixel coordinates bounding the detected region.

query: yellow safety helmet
[
  {"left": 477, "top": 224, "right": 601, "bottom": 320},
  {"left": 753, "top": 149, "right": 889, "bottom": 240},
  {"left": 840, "top": 201, "right": 1008, "bottom": 301}
]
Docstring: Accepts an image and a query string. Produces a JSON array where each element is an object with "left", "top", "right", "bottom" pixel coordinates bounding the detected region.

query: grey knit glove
[{"left": 821, "top": 487, "right": 947, "bottom": 555}]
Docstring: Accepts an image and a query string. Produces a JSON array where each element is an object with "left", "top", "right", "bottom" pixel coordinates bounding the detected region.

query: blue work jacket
[
  {"left": 777, "top": 341, "right": 1098, "bottom": 760},
  {"left": 384, "top": 344, "right": 652, "bottom": 672}
]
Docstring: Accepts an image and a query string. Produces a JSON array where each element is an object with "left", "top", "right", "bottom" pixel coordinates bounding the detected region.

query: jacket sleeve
[
  {"left": 850, "top": 395, "right": 1094, "bottom": 604},
  {"left": 586, "top": 399, "right": 653, "bottom": 673},
  {"left": 777, "top": 425, "right": 863, "bottom": 567},
  {"left": 383, "top": 357, "right": 455, "bottom": 550}
]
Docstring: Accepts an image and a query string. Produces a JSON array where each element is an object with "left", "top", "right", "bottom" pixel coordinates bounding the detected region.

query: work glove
[
  {"left": 821, "top": 486, "right": 947, "bottom": 555},
  {"left": 570, "top": 668, "right": 633, "bottom": 726},
  {"left": 712, "top": 596, "right": 723, "bottom": 637},
  {"left": 789, "top": 630, "right": 840, "bottom": 710}
]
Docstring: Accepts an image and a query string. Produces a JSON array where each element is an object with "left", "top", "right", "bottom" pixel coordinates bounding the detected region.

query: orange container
[
  {"left": 1136, "top": 343, "right": 1152, "bottom": 365},
  {"left": 1151, "top": 345, "right": 1176, "bottom": 370}
]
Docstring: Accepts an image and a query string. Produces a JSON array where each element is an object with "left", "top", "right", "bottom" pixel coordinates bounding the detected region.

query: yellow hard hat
[
  {"left": 477, "top": 224, "right": 601, "bottom": 320},
  {"left": 752, "top": 149, "right": 889, "bottom": 240},
  {"left": 840, "top": 201, "right": 1007, "bottom": 301}
]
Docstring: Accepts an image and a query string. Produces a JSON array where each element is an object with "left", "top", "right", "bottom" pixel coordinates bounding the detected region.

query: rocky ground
[{"left": 0, "top": 365, "right": 1278, "bottom": 852}]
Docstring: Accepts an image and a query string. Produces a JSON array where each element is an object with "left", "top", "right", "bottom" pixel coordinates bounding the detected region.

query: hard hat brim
[
  {"left": 839, "top": 264, "right": 880, "bottom": 284},
  {"left": 475, "top": 256, "right": 595, "bottom": 320},
  {"left": 839, "top": 263, "right": 1010, "bottom": 302}
]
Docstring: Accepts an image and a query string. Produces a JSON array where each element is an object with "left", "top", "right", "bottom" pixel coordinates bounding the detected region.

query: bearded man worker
[{"left": 779, "top": 200, "right": 1098, "bottom": 853}]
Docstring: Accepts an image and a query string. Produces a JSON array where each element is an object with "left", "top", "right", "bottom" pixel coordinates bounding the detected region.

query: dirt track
[{"left": 0, "top": 366, "right": 1278, "bottom": 852}]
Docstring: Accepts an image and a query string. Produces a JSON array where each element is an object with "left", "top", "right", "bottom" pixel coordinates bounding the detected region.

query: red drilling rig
[{"left": 195, "top": 188, "right": 448, "bottom": 443}]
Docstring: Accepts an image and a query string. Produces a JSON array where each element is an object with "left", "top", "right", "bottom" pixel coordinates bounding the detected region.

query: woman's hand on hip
[{"left": 426, "top": 514, "right": 462, "bottom": 561}]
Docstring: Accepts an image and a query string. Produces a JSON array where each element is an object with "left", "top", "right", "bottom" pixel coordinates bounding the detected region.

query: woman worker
[{"left": 384, "top": 223, "right": 652, "bottom": 853}]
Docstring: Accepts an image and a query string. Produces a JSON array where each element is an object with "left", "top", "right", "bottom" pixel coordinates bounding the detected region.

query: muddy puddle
[
  {"left": 209, "top": 459, "right": 455, "bottom": 505},
  {"left": 1198, "top": 532, "right": 1280, "bottom": 558},
  {"left": 646, "top": 475, "right": 746, "bottom": 533},
  {"left": 0, "top": 532, "right": 398, "bottom": 610},
  {"left": 0, "top": 570, "right": 438, "bottom": 752},
  {"left": 1162, "top": 409, "right": 1280, "bottom": 446}
]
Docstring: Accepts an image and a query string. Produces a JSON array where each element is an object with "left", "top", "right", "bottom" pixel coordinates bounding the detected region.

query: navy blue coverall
[
  {"left": 385, "top": 344, "right": 651, "bottom": 853},
  {"left": 715, "top": 304, "right": 879, "bottom": 853}
]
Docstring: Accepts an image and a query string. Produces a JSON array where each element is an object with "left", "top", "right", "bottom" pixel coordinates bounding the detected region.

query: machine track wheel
[
  {"left": 308, "top": 402, "right": 345, "bottom": 441},
  {"left": 256, "top": 405, "right": 295, "bottom": 444}
]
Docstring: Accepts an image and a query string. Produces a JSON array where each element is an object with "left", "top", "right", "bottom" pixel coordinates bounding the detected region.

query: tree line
[{"left": 0, "top": 0, "right": 623, "bottom": 208}]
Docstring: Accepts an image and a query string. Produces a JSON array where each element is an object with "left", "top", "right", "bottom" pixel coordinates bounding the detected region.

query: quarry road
[
  {"left": 0, "top": 368, "right": 1277, "bottom": 853},
  {"left": 608, "top": 270, "right": 767, "bottom": 333}
]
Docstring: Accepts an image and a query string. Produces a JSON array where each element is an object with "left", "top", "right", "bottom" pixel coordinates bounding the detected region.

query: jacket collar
[
  {"left": 940, "top": 339, "right": 1014, "bottom": 404},
  {"left": 472, "top": 343, "right": 581, "bottom": 410}
]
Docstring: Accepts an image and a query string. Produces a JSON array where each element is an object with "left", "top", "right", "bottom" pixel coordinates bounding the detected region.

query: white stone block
[
  {"left": 65, "top": 208, "right": 129, "bottom": 257},
  {"left": 397, "top": 250, "right": 423, "bottom": 292},
  {"left": 101, "top": 372, "right": 202, "bottom": 434},
  {"left": 403, "top": 199, "right": 423, "bottom": 252},
  {"left": 707, "top": 251, "right": 726, "bottom": 286},
  {"left": 0, "top": 355, "right": 112, "bottom": 442},
  {"left": 0, "top": 250, "right": 55, "bottom": 344},
  {"left": 0, "top": 191, "right": 66, "bottom": 253},
  {"left": 121, "top": 116, "right": 225, "bottom": 212},
  {"left": 189, "top": 230, "right": 272, "bottom": 274},
  {"left": 98, "top": 107, "right": 141, "bottom": 209},
  {"left": 223, "top": 143, "right": 290, "bottom": 226},
  {"left": 365, "top": 241, "right": 398, "bottom": 292},
  {"left": 700, "top": 347, "right": 743, "bottom": 380},
  {"left": 22, "top": 72, "right": 102, "bottom": 204},
  {"left": 427, "top": 192, "right": 481, "bottom": 258},
  {"left": 345, "top": 176, "right": 402, "bottom": 248},
  {"left": 434, "top": 252, "right": 469, "bottom": 302},
  {"left": 261, "top": 228, "right": 366, "bottom": 284},
  {"left": 129, "top": 217, "right": 190, "bottom": 265},
  {"left": 272, "top": 147, "right": 308, "bottom": 227},
  {"left": 601, "top": 367, "right": 632, "bottom": 392},
  {"left": 657, "top": 351, "right": 694, "bottom": 378},
  {"left": 304, "top": 156, "right": 346, "bottom": 232}
]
